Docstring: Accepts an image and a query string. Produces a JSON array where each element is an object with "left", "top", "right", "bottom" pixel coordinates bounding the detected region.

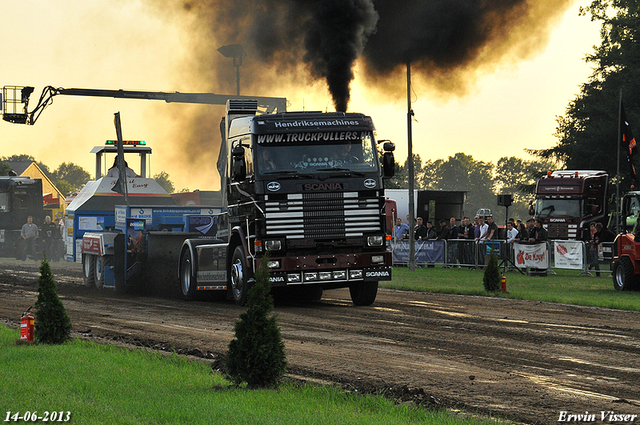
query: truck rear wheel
[
  {"left": 613, "top": 256, "right": 636, "bottom": 291},
  {"left": 230, "top": 246, "right": 251, "bottom": 306},
  {"left": 83, "top": 255, "right": 96, "bottom": 288},
  {"left": 180, "top": 249, "right": 197, "bottom": 301},
  {"left": 349, "top": 281, "right": 378, "bottom": 306},
  {"left": 94, "top": 256, "right": 113, "bottom": 289},
  {"left": 95, "top": 256, "right": 105, "bottom": 289}
]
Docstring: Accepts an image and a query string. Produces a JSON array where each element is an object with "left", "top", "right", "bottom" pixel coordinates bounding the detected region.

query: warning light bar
[{"left": 105, "top": 140, "right": 146, "bottom": 146}]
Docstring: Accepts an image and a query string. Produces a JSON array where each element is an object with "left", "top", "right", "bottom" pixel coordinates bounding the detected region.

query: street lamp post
[
  {"left": 407, "top": 60, "right": 416, "bottom": 272},
  {"left": 217, "top": 44, "right": 246, "bottom": 96}
]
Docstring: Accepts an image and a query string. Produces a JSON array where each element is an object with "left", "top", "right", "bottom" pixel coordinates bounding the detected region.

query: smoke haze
[{"left": 146, "top": 0, "right": 574, "bottom": 187}]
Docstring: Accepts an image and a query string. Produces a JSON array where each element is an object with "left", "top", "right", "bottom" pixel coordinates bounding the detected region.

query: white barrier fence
[{"left": 390, "top": 239, "right": 613, "bottom": 276}]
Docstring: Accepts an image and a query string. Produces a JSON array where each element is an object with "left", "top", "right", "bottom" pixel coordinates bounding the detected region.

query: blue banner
[{"left": 392, "top": 240, "right": 445, "bottom": 264}]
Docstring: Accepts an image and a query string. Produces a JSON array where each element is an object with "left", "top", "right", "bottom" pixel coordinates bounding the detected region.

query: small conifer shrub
[
  {"left": 483, "top": 251, "right": 502, "bottom": 292},
  {"left": 226, "top": 253, "right": 287, "bottom": 389},
  {"left": 34, "top": 258, "right": 72, "bottom": 344}
]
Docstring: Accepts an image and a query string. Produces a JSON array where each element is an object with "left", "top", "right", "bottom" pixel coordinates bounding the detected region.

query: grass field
[
  {"left": 0, "top": 326, "right": 500, "bottom": 425},
  {"left": 383, "top": 265, "right": 640, "bottom": 311}
]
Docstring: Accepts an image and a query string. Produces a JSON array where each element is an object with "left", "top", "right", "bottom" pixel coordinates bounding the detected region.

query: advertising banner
[
  {"left": 513, "top": 242, "right": 549, "bottom": 269},
  {"left": 554, "top": 241, "right": 584, "bottom": 270},
  {"left": 392, "top": 240, "right": 445, "bottom": 264}
]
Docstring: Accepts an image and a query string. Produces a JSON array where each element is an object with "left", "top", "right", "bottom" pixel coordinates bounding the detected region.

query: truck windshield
[
  {"left": 255, "top": 132, "right": 379, "bottom": 175},
  {"left": 535, "top": 199, "right": 582, "bottom": 218}
]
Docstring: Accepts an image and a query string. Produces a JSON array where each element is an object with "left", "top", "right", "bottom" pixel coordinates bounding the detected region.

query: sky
[{"left": 0, "top": 0, "right": 602, "bottom": 191}]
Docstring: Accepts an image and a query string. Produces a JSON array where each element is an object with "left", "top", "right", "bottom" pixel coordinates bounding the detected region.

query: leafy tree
[
  {"left": 52, "top": 162, "right": 90, "bottom": 191},
  {"left": 430, "top": 153, "right": 495, "bottom": 218},
  {"left": 34, "top": 258, "right": 72, "bottom": 344},
  {"left": 534, "top": 0, "right": 640, "bottom": 189},
  {"left": 153, "top": 171, "right": 175, "bottom": 194},
  {"left": 226, "top": 253, "right": 286, "bottom": 389},
  {"left": 54, "top": 180, "right": 76, "bottom": 196},
  {"left": 0, "top": 161, "right": 10, "bottom": 176},
  {"left": 493, "top": 157, "right": 557, "bottom": 219}
]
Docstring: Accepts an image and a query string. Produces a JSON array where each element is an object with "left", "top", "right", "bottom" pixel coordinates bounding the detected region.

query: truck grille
[
  {"left": 264, "top": 192, "right": 382, "bottom": 239},
  {"left": 546, "top": 223, "right": 578, "bottom": 239}
]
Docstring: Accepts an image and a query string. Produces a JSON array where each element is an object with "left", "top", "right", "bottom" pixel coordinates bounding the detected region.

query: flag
[
  {"left": 111, "top": 112, "right": 128, "bottom": 200},
  {"left": 621, "top": 102, "right": 639, "bottom": 187}
]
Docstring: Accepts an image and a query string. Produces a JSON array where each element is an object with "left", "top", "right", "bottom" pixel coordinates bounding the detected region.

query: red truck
[{"left": 532, "top": 170, "right": 608, "bottom": 241}]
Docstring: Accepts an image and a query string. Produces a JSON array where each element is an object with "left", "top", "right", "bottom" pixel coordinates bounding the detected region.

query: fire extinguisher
[{"left": 20, "top": 306, "right": 34, "bottom": 342}]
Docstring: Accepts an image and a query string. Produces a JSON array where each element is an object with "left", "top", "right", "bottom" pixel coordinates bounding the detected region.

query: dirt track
[{"left": 1, "top": 260, "right": 640, "bottom": 425}]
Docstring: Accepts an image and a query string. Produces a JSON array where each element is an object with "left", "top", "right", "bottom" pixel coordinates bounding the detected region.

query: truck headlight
[
  {"left": 304, "top": 272, "right": 318, "bottom": 281},
  {"left": 267, "top": 259, "right": 281, "bottom": 269},
  {"left": 264, "top": 239, "right": 282, "bottom": 251},
  {"left": 367, "top": 235, "right": 384, "bottom": 247},
  {"left": 287, "top": 273, "right": 301, "bottom": 283}
]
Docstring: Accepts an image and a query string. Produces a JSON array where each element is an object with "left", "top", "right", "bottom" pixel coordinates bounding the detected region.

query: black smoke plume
[
  {"left": 156, "top": 0, "right": 571, "bottom": 109},
  {"left": 147, "top": 0, "right": 573, "bottom": 186}
]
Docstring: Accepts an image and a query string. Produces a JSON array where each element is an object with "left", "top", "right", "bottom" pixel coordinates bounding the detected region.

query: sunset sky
[{"left": 0, "top": 0, "right": 602, "bottom": 191}]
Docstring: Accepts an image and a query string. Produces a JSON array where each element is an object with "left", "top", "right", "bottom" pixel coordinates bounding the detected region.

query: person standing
[
  {"left": 516, "top": 221, "right": 529, "bottom": 242},
  {"left": 41, "top": 215, "right": 57, "bottom": 260},
  {"left": 414, "top": 217, "right": 428, "bottom": 240},
  {"left": 528, "top": 218, "right": 548, "bottom": 243},
  {"left": 21, "top": 215, "right": 39, "bottom": 261},
  {"left": 506, "top": 221, "right": 519, "bottom": 243},
  {"left": 460, "top": 217, "right": 474, "bottom": 266},
  {"left": 393, "top": 217, "right": 410, "bottom": 241}
]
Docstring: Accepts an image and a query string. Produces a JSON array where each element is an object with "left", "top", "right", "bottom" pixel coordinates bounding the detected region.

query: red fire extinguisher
[{"left": 20, "top": 306, "right": 34, "bottom": 342}]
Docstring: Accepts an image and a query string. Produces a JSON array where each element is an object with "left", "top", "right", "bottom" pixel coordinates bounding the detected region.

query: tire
[
  {"left": 83, "top": 254, "right": 96, "bottom": 288},
  {"left": 230, "top": 245, "right": 251, "bottom": 306},
  {"left": 94, "top": 256, "right": 113, "bottom": 289},
  {"left": 95, "top": 256, "right": 105, "bottom": 289},
  {"left": 349, "top": 281, "right": 378, "bottom": 306},
  {"left": 180, "top": 249, "right": 197, "bottom": 301},
  {"left": 613, "top": 256, "right": 636, "bottom": 291}
]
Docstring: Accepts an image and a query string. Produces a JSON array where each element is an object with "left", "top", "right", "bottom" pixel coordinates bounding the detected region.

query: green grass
[
  {"left": 0, "top": 326, "right": 497, "bottom": 425},
  {"left": 383, "top": 266, "right": 640, "bottom": 311}
]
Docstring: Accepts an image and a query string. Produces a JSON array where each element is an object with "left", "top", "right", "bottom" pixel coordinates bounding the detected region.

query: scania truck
[
  {"left": 532, "top": 170, "right": 608, "bottom": 240},
  {"left": 176, "top": 100, "right": 396, "bottom": 305}
]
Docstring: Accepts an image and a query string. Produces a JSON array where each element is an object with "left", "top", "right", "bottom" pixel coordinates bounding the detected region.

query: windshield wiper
[{"left": 539, "top": 205, "right": 555, "bottom": 217}]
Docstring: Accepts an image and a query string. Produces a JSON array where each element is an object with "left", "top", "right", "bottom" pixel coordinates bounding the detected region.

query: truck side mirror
[
  {"left": 382, "top": 142, "right": 395, "bottom": 178},
  {"left": 232, "top": 146, "right": 246, "bottom": 182},
  {"left": 528, "top": 200, "right": 534, "bottom": 216}
]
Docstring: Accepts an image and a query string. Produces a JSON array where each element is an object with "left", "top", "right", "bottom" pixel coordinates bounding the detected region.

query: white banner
[
  {"left": 513, "top": 242, "right": 549, "bottom": 269},
  {"left": 554, "top": 241, "right": 584, "bottom": 270}
]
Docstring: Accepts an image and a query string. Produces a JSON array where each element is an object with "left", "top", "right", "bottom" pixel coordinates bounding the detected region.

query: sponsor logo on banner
[
  {"left": 553, "top": 240, "right": 583, "bottom": 269},
  {"left": 513, "top": 242, "right": 549, "bottom": 269}
]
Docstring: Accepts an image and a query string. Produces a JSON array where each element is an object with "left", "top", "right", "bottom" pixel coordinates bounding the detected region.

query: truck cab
[
  {"left": 179, "top": 100, "right": 395, "bottom": 306},
  {"left": 533, "top": 170, "right": 608, "bottom": 240}
]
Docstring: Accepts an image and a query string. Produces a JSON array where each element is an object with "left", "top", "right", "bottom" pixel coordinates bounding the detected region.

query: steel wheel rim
[{"left": 231, "top": 260, "right": 243, "bottom": 299}]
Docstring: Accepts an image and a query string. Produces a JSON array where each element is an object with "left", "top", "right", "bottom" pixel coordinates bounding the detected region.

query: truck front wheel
[
  {"left": 349, "top": 281, "right": 378, "bottom": 306},
  {"left": 180, "top": 249, "right": 197, "bottom": 301},
  {"left": 230, "top": 246, "right": 251, "bottom": 306},
  {"left": 613, "top": 257, "right": 637, "bottom": 291},
  {"left": 83, "top": 254, "right": 96, "bottom": 288}
]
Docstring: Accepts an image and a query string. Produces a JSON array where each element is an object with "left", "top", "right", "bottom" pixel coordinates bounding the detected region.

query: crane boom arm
[{"left": 1, "top": 85, "right": 287, "bottom": 125}]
